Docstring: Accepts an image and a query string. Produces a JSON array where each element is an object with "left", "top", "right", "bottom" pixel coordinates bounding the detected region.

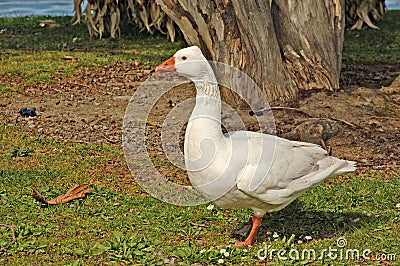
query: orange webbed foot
[{"left": 235, "top": 216, "right": 262, "bottom": 247}]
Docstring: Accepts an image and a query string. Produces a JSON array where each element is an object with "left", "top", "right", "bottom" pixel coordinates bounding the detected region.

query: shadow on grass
[
  {"left": 233, "top": 200, "right": 378, "bottom": 242},
  {"left": 0, "top": 16, "right": 186, "bottom": 66}
]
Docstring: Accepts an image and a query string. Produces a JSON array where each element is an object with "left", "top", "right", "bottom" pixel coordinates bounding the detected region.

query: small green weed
[{"left": 10, "top": 146, "right": 34, "bottom": 157}]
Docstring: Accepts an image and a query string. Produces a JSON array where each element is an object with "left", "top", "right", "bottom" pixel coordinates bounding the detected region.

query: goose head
[{"left": 156, "top": 46, "right": 215, "bottom": 83}]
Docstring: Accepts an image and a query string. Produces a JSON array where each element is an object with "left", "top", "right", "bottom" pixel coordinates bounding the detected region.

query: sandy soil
[{"left": 1, "top": 61, "right": 399, "bottom": 179}]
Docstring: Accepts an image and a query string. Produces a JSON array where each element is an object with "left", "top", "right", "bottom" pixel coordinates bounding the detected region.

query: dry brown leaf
[
  {"left": 61, "top": 56, "right": 77, "bottom": 61},
  {"left": 139, "top": 119, "right": 161, "bottom": 127},
  {"left": 364, "top": 254, "right": 391, "bottom": 264},
  {"left": 0, "top": 224, "right": 17, "bottom": 253},
  {"left": 32, "top": 184, "right": 92, "bottom": 205},
  {"left": 39, "top": 19, "right": 61, "bottom": 28},
  {"left": 32, "top": 188, "right": 48, "bottom": 204}
]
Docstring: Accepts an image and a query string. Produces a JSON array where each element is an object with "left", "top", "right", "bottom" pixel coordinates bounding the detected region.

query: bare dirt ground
[{"left": 1, "top": 61, "right": 399, "bottom": 177}]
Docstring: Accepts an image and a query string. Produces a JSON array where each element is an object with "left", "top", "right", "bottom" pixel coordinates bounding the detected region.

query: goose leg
[{"left": 235, "top": 216, "right": 262, "bottom": 247}]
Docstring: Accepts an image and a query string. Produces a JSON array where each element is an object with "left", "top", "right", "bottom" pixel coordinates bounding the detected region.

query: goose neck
[
  {"left": 193, "top": 80, "right": 220, "bottom": 100},
  {"left": 187, "top": 81, "right": 223, "bottom": 139}
]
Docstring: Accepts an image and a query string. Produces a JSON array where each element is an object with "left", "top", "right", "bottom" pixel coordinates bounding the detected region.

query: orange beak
[{"left": 156, "top": 56, "right": 176, "bottom": 72}]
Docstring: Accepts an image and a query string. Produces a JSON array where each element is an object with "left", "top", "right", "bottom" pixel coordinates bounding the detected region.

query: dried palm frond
[
  {"left": 71, "top": 0, "right": 83, "bottom": 25},
  {"left": 345, "top": 0, "right": 386, "bottom": 30},
  {"left": 72, "top": 0, "right": 178, "bottom": 41}
]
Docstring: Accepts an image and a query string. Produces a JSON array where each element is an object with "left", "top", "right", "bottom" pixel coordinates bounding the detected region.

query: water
[
  {"left": 387, "top": 0, "right": 400, "bottom": 9},
  {"left": 0, "top": 0, "right": 398, "bottom": 18},
  {"left": 0, "top": 0, "right": 74, "bottom": 17}
]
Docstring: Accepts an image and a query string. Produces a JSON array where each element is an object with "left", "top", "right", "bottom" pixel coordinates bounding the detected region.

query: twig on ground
[
  {"left": 366, "top": 115, "right": 400, "bottom": 121},
  {"left": 257, "top": 106, "right": 358, "bottom": 129},
  {"left": 262, "top": 106, "right": 313, "bottom": 117},
  {"left": 19, "top": 233, "right": 41, "bottom": 240},
  {"left": 0, "top": 224, "right": 17, "bottom": 253},
  {"left": 190, "top": 222, "right": 206, "bottom": 227},
  {"left": 320, "top": 139, "right": 327, "bottom": 150},
  {"left": 73, "top": 82, "right": 91, "bottom": 89},
  {"left": 101, "top": 133, "right": 119, "bottom": 144},
  {"left": 330, "top": 118, "right": 358, "bottom": 128}
]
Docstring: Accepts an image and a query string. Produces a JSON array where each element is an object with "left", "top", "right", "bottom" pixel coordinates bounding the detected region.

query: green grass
[
  {"left": 1, "top": 11, "right": 399, "bottom": 265},
  {"left": 1, "top": 125, "right": 399, "bottom": 265},
  {"left": 343, "top": 10, "right": 400, "bottom": 63},
  {"left": 0, "top": 16, "right": 185, "bottom": 62},
  {"left": 0, "top": 16, "right": 185, "bottom": 89}
]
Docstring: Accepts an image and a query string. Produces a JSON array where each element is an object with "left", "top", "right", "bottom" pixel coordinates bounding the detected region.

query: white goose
[{"left": 156, "top": 46, "right": 356, "bottom": 247}]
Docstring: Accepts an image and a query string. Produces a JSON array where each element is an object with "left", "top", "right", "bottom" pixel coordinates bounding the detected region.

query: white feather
[{"left": 172, "top": 46, "right": 356, "bottom": 218}]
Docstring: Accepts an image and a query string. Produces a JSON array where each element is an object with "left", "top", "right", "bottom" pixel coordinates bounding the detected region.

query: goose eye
[{"left": 181, "top": 56, "right": 187, "bottom": 60}]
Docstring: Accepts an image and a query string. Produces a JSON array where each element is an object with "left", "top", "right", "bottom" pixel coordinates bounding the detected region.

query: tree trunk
[
  {"left": 156, "top": 0, "right": 345, "bottom": 104},
  {"left": 272, "top": 0, "right": 345, "bottom": 91}
]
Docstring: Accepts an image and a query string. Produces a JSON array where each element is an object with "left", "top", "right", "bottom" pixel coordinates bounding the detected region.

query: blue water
[
  {"left": 0, "top": 0, "right": 75, "bottom": 17},
  {"left": 387, "top": 0, "right": 400, "bottom": 9},
  {"left": 0, "top": 0, "right": 398, "bottom": 18}
]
